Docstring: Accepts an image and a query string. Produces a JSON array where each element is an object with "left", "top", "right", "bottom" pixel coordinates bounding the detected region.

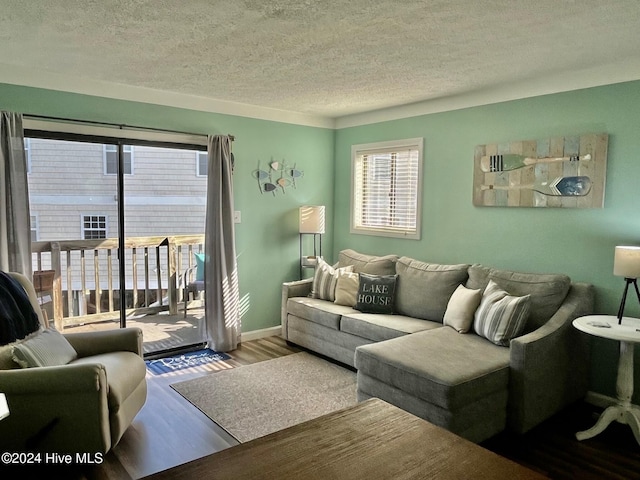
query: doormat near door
[
  {"left": 145, "top": 348, "right": 231, "bottom": 375},
  {"left": 171, "top": 352, "right": 357, "bottom": 442}
]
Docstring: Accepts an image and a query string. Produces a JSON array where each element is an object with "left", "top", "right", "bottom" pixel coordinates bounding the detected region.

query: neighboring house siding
[{"left": 27, "top": 138, "right": 206, "bottom": 292}]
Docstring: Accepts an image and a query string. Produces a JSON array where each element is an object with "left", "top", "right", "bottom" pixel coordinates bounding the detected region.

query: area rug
[
  {"left": 146, "top": 348, "right": 231, "bottom": 375},
  {"left": 171, "top": 352, "right": 357, "bottom": 442}
]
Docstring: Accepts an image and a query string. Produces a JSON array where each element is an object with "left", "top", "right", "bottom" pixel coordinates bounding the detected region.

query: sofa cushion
[
  {"left": 473, "top": 281, "right": 531, "bottom": 346},
  {"left": 443, "top": 284, "right": 482, "bottom": 333},
  {"left": 338, "top": 249, "right": 398, "bottom": 276},
  {"left": 71, "top": 351, "right": 146, "bottom": 411},
  {"left": 355, "top": 273, "right": 397, "bottom": 314},
  {"left": 466, "top": 264, "right": 570, "bottom": 331},
  {"left": 311, "top": 257, "right": 354, "bottom": 302},
  {"left": 12, "top": 328, "right": 78, "bottom": 368},
  {"left": 340, "top": 312, "right": 440, "bottom": 342},
  {"left": 355, "top": 328, "right": 510, "bottom": 411},
  {"left": 395, "top": 257, "right": 469, "bottom": 321},
  {"left": 287, "top": 297, "right": 356, "bottom": 330},
  {"left": 334, "top": 271, "right": 360, "bottom": 307}
]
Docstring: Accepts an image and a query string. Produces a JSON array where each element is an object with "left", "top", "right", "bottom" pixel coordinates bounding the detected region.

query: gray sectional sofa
[{"left": 281, "top": 249, "right": 595, "bottom": 443}]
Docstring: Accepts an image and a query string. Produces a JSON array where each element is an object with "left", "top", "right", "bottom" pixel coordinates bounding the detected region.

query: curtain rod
[{"left": 23, "top": 113, "right": 235, "bottom": 141}]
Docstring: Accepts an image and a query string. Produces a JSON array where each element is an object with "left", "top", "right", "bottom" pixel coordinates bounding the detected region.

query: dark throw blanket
[{"left": 0, "top": 271, "right": 41, "bottom": 345}]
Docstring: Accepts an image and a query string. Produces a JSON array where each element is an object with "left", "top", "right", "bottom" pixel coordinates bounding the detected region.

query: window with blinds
[{"left": 351, "top": 138, "right": 423, "bottom": 239}]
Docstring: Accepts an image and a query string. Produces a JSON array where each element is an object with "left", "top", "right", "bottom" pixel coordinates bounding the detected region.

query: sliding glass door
[
  {"left": 26, "top": 134, "right": 207, "bottom": 355},
  {"left": 122, "top": 144, "right": 207, "bottom": 353}
]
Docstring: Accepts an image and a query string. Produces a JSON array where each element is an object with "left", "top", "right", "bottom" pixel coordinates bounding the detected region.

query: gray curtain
[
  {"left": 0, "top": 112, "right": 31, "bottom": 275},
  {"left": 204, "top": 134, "right": 240, "bottom": 351}
]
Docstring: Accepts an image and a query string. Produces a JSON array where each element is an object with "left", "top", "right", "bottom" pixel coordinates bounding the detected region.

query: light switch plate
[{"left": 234, "top": 211, "right": 241, "bottom": 223}]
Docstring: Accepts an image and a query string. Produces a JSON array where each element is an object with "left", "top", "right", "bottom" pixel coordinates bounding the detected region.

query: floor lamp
[{"left": 613, "top": 245, "right": 640, "bottom": 324}]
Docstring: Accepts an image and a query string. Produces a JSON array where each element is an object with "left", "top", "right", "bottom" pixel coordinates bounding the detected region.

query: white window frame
[
  {"left": 24, "top": 138, "right": 31, "bottom": 174},
  {"left": 30, "top": 214, "right": 38, "bottom": 242},
  {"left": 104, "top": 145, "right": 133, "bottom": 175},
  {"left": 350, "top": 138, "right": 423, "bottom": 239},
  {"left": 82, "top": 214, "right": 108, "bottom": 239},
  {"left": 197, "top": 151, "right": 208, "bottom": 176}
]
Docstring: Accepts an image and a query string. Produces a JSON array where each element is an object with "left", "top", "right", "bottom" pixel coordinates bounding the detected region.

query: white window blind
[{"left": 351, "top": 138, "right": 423, "bottom": 239}]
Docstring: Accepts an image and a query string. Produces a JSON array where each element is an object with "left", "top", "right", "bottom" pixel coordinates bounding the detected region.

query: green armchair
[{"left": 0, "top": 272, "right": 147, "bottom": 454}]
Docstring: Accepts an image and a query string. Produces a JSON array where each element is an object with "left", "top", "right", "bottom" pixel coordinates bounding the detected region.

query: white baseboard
[
  {"left": 240, "top": 325, "right": 282, "bottom": 342},
  {"left": 584, "top": 390, "right": 617, "bottom": 408}
]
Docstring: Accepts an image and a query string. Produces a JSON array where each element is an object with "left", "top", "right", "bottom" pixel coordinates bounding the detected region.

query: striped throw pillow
[
  {"left": 311, "top": 257, "right": 354, "bottom": 302},
  {"left": 473, "top": 280, "right": 531, "bottom": 346},
  {"left": 12, "top": 328, "right": 78, "bottom": 368}
]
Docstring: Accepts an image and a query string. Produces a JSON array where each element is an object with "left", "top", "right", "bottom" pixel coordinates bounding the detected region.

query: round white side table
[{"left": 573, "top": 315, "right": 640, "bottom": 445}]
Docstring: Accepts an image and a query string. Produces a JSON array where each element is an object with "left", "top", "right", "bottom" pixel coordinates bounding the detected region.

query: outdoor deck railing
[{"left": 31, "top": 234, "right": 205, "bottom": 330}]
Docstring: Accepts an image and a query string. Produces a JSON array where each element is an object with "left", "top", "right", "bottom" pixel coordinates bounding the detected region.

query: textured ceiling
[{"left": 1, "top": 0, "right": 640, "bottom": 122}]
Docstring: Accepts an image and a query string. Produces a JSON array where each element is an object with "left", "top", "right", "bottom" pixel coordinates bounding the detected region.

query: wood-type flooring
[{"left": 7, "top": 336, "right": 640, "bottom": 479}]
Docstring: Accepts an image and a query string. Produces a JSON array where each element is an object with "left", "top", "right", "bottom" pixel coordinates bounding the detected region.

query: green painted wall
[
  {"left": 334, "top": 80, "right": 640, "bottom": 400},
  {"left": 0, "top": 83, "right": 335, "bottom": 335},
  {"left": 4, "top": 79, "right": 640, "bottom": 400}
]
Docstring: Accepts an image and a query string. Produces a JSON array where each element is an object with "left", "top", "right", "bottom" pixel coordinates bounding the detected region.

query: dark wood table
[{"left": 143, "top": 398, "right": 546, "bottom": 480}]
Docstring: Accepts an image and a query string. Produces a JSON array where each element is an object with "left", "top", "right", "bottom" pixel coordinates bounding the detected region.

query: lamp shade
[
  {"left": 299, "top": 206, "right": 325, "bottom": 234},
  {"left": 613, "top": 246, "right": 640, "bottom": 278}
]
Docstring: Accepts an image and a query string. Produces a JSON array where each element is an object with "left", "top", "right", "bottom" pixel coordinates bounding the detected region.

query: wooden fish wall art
[
  {"left": 252, "top": 159, "right": 304, "bottom": 195},
  {"left": 473, "top": 133, "right": 608, "bottom": 208}
]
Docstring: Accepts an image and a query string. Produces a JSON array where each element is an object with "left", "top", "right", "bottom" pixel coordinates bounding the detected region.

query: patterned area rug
[
  {"left": 146, "top": 348, "right": 231, "bottom": 375},
  {"left": 171, "top": 352, "right": 357, "bottom": 442}
]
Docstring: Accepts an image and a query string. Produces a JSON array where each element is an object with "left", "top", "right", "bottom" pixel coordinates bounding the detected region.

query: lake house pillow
[
  {"left": 473, "top": 280, "right": 531, "bottom": 346},
  {"left": 355, "top": 273, "right": 397, "bottom": 314}
]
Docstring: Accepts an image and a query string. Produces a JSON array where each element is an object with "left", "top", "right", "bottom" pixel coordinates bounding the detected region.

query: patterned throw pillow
[
  {"left": 473, "top": 280, "right": 531, "bottom": 346},
  {"left": 443, "top": 284, "right": 482, "bottom": 333},
  {"left": 355, "top": 273, "right": 398, "bottom": 314},
  {"left": 12, "top": 328, "right": 78, "bottom": 368},
  {"left": 311, "top": 258, "right": 354, "bottom": 302}
]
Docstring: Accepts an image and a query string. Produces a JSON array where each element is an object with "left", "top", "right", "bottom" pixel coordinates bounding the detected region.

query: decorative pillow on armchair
[
  {"left": 12, "top": 328, "right": 78, "bottom": 368},
  {"left": 355, "top": 273, "right": 398, "bottom": 314},
  {"left": 473, "top": 280, "right": 531, "bottom": 346}
]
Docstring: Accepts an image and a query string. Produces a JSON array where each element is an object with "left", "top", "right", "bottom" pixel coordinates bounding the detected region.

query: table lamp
[{"left": 613, "top": 245, "right": 640, "bottom": 324}]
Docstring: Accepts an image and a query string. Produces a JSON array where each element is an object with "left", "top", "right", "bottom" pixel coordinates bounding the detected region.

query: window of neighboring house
[
  {"left": 197, "top": 151, "right": 207, "bottom": 176},
  {"left": 104, "top": 145, "right": 133, "bottom": 175},
  {"left": 24, "top": 138, "right": 31, "bottom": 173},
  {"left": 30, "top": 215, "right": 38, "bottom": 242},
  {"left": 351, "top": 138, "right": 423, "bottom": 239},
  {"left": 82, "top": 214, "right": 107, "bottom": 239}
]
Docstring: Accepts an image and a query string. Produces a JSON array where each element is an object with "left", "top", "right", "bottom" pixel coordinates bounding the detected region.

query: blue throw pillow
[{"left": 195, "top": 253, "right": 206, "bottom": 281}]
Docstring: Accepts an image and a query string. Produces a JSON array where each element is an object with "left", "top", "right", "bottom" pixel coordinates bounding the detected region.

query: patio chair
[
  {"left": 0, "top": 271, "right": 147, "bottom": 454},
  {"left": 182, "top": 252, "right": 205, "bottom": 317}
]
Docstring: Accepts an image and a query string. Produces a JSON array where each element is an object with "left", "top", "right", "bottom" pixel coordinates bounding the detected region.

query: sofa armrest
[
  {"left": 281, "top": 278, "right": 313, "bottom": 339},
  {"left": 64, "top": 327, "right": 143, "bottom": 358},
  {"left": 508, "top": 282, "right": 595, "bottom": 433}
]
